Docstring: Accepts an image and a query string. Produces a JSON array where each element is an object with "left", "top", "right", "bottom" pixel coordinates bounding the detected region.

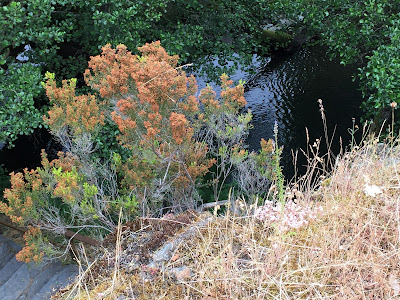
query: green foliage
[
  {"left": 92, "top": 119, "right": 131, "bottom": 162},
  {"left": 159, "top": 0, "right": 271, "bottom": 77},
  {"left": 271, "top": 0, "right": 400, "bottom": 128},
  {"left": 271, "top": 0, "right": 398, "bottom": 62},
  {"left": 0, "top": 64, "right": 44, "bottom": 147},
  {"left": 112, "top": 194, "right": 138, "bottom": 216},
  {"left": 81, "top": 182, "right": 98, "bottom": 215},
  {"left": 360, "top": 21, "right": 400, "bottom": 119}
]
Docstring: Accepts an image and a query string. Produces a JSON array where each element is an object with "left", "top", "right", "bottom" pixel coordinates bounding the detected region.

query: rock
[
  {"left": 150, "top": 242, "right": 173, "bottom": 267},
  {"left": 32, "top": 264, "right": 78, "bottom": 300},
  {"left": 0, "top": 235, "right": 79, "bottom": 299},
  {"left": 0, "top": 257, "right": 24, "bottom": 286},
  {"left": 279, "top": 18, "right": 294, "bottom": 27},
  {"left": 263, "top": 24, "right": 281, "bottom": 32},
  {"left": 262, "top": 29, "right": 293, "bottom": 45},
  {"left": 172, "top": 266, "right": 192, "bottom": 281},
  {"left": 0, "top": 236, "right": 21, "bottom": 270},
  {"left": 0, "top": 260, "right": 64, "bottom": 299}
]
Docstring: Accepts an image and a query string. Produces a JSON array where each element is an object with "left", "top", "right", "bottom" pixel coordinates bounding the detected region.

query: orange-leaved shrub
[
  {"left": 0, "top": 41, "right": 281, "bottom": 263},
  {"left": 15, "top": 226, "right": 44, "bottom": 264},
  {"left": 83, "top": 42, "right": 215, "bottom": 210}
]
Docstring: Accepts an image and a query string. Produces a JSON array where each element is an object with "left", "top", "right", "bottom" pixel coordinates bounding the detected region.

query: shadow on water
[
  {"left": 0, "top": 129, "right": 61, "bottom": 173},
  {"left": 197, "top": 45, "right": 364, "bottom": 179}
]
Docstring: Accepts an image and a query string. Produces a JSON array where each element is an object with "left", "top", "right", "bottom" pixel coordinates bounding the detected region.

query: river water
[
  {"left": 197, "top": 45, "right": 364, "bottom": 178},
  {"left": 0, "top": 45, "right": 364, "bottom": 179}
]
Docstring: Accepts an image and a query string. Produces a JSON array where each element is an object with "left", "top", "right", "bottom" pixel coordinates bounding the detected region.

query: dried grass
[{"left": 55, "top": 136, "right": 400, "bottom": 299}]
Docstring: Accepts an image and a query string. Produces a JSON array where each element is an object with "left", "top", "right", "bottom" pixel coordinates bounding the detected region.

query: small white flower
[
  {"left": 389, "top": 274, "right": 400, "bottom": 296},
  {"left": 364, "top": 184, "right": 383, "bottom": 197}
]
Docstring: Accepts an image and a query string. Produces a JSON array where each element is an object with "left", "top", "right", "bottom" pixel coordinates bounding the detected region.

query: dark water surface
[
  {"left": 1, "top": 46, "right": 364, "bottom": 179},
  {"left": 197, "top": 46, "right": 364, "bottom": 178}
]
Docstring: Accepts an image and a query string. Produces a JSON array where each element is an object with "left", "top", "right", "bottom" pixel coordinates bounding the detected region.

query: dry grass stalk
[{"left": 55, "top": 136, "right": 400, "bottom": 299}]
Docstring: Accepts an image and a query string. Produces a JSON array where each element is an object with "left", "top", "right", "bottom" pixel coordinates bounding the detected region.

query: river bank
[{"left": 55, "top": 135, "right": 400, "bottom": 299}]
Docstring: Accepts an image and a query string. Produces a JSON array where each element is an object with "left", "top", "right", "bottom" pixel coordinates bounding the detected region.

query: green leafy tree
[
  {"left": 360, "top": 21, "right": 400, "bottom": 120},
  {"left": 0, "top": 64, "right": 44, "bottom": 147}
]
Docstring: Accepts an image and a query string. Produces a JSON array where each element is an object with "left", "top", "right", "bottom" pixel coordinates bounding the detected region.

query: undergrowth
[{"left": 54, "top": 131, "right": 400, "bottom": 299}]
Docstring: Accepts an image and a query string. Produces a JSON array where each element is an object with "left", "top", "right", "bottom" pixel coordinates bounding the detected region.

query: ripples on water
[{"left": 196, "top": 46, "right": 364, "bottom": 178}]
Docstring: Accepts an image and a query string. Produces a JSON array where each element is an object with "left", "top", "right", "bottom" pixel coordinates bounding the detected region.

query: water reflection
[{"left": 196, "top": 46, "right": 364, "bottom": 178}]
